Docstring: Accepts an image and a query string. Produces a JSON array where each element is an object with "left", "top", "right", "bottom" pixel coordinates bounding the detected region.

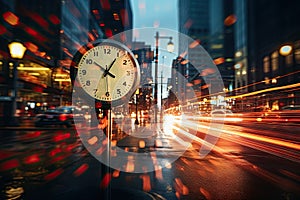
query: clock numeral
[
  {"left": 104, "top": 49, "right": 111, "bottom": 54},
  {"left": 117, "top": 52, "right": 120, "bottom": 57},
  {"left": 94, "top": 51, "right": 98, "bottom": 56},
  {"left": 123, "top": 60, "right": 127, "bottom": 65},
  {"left": 123, "top": 81, "right": 127, "bottom": 86},
  {"left": 126, "top": 71, "right": 130, "bottom": 76},
  {"left": 93, "top": 89, "right": 98, "bottom": 94},
  {"left": 81, "top": 70, "right": 87, "bottom": 75},
  {"left": 86, "top": 59, "right": 93, "bottom": 64},
  {"left": 116, "top": 89, "right": 121, "bottom": 95},
  {"left": 86, "top": 80, "right": 91, "bottom": 86},
  {"left": 105, "top": 92, "right": 110, "bottom": 97}
]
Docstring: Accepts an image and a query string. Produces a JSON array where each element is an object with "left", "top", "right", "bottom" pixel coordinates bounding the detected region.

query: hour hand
[
  {"left": 103, "top": 58, "right": 116, "bottom": 77},
  {"left": 94, "top": 62, "right": 115, "bottom": 78}
]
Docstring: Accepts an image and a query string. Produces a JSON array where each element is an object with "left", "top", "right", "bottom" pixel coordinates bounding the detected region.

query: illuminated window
[
  {"left": 263, "top": 56, "right": 270, "bottom": 73},
  {"left": 0, "top": 61, "right": 3, "bottom": 71},
  {"left": 295, "top": 49, "right": 300, "bottom": 64},
  {"left": 285, "top": 53, "right": 293, "bottom": 67},
  {"left": 295, "top": 40, "right": 300, "bottom": 64},
  {"left": 271, "top": 51, "right": 278, "bottom": 72},
  {"left": 113, "top": 13, "right": 120, "bottom": 21}
]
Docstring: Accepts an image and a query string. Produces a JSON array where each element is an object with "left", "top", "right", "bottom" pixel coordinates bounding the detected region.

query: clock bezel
[{"left": 70, "top": 39, "right": 140, "bottom": 107}]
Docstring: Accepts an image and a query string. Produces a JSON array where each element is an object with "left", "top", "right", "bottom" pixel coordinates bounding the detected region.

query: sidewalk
[{"left": 116, "top": 123, "right": 182, "bottom": 150}]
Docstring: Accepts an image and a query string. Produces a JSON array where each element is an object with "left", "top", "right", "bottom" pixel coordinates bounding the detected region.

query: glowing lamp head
[
  {"left": 167, "top": 39, "right": 174, "bottom": 53},
  {"left": 8, "top": 41, "right": 27, "bottom": 59},
  {"left": 279, "top": 45, "right": 292, "bottom": 56}
]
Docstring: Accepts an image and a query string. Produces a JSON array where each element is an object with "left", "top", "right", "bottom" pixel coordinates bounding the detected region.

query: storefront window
[
  {"left": 271, "top": 51, "right": 278, "bottom": 72},
  {"left": 18, "top": 62, "right": 51, "bottom": 87},
  {"left": 263, "top": 56, "right": 270, "bottom": 73}
]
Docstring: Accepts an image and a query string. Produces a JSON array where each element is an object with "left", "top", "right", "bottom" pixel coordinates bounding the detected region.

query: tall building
[
  {"left": 0, "top": 0, "right": 133, "bottom": 125},
  {"left": 233, "top": 0, "right": 248, "bottom": 94},
  {"left": 132, "top": 41, "right": 154, "bottom": 112},
  {"left": 244, "top": 0, "right": 300, "bottom": 109},
  {"left": 176, "top": 0, "right": 234, "bottom": 106}
]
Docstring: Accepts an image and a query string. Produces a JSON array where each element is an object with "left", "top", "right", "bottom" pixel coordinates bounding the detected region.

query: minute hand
[
  {"left": 103, "top": 58, "right": 116, "bottom": 77},
  {"left": 94, "top": 61, "right": 115, "bottom": 78}
]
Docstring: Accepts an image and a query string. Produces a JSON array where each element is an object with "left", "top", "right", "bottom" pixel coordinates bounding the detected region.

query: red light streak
[
  {"left": 88, "top": 32, "right": 96, "bottom": 41},
  {"left": 53, "top": 133, "right": 71, "bottom": 142},
  {"left": 49, "top": 147, "right": 62, "bottom": 157},
  {"left": 105, "top": 28, "right": 113, "bottom": 38},
  {"left": 24, "top": 27, "right": 38, "bottom": 36},
  {"left": 44, "top": 168, "right": 63, "bottom": 181},
  {"left": 200, "top": 187, "right": 212, "bottom": 200},
  {"left": 29, "top": 12, "right": 49, "bottom": 28},
  {"left": 140, "top": 174, "right": 151, "bottom": 192},
  {"left": 24, "top": 42, "right": 38, "bottom": 53},
  {"left": 224, "top": 14, "right": 237, "bottom": 26},
  {"left": 174, "top": 178, "right": 189, "bottom": 197},
  {"left": 50, "top": 155, "right": 67, "bottom": 163},
  {"left": 3, "top": 11, "right": 19, "bottom": 26},
  {"left": 22, "top": 131, "right": 41, "bottom": 139},
  {"left": 0, "top": 159, "right": 19, "bottom": 171},
  {"left": 48, "top": 14, "right": 60, "bottom": 25},
  {"left": 100, "top": 173, "right": 111, "bottom": 189},
  {"left": 73, "top": 163, "right": 89, "bottom": 177},
  {"left": 213, "top": 57, "right": 225, "bottom": 65},
  {"left": 23, "top": 26, "right": 47, "bottom": 42},
  {"left": 24, "top": 154, "right": 40, "bottom": 164},
  {"left": 189, "top": 39, "right": 201, "bottom": 48},
  {"left": 112, "top": 169, "right": 120, "bottom": 178}
]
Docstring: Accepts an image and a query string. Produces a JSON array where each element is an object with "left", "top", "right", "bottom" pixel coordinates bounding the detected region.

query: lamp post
[
  {"left": 8, "top": 41, "right": 27, "bottom": 126},
  {"left": 135, "top": 88, "right": 139, "bottom": 125},
  {"left": 154, "top": 32, "right": 174, "bottom": 123}
]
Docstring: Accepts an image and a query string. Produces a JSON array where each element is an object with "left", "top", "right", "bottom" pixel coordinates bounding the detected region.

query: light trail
[{"left": 167, "top": 116, "right": 300, "bottom": 162}]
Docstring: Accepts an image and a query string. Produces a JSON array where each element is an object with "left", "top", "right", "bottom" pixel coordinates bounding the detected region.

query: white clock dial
[{"left": 76, "top": 40, "right": 140, "bottom": 104}]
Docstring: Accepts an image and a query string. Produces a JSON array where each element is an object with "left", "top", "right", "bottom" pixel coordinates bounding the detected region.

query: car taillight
[{"left": 59, "top": 114, "right": 67, "bottom": 121}]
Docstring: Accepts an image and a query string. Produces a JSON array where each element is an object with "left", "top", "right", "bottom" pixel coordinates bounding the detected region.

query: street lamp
[
  {"left": 135, "top": 88, "right": 140, "bottom": 125},
  {"left": 154, "top": 32, "right": 174, "bottom": 123},
  {"left": 8, "top": 42, "right": 27, "bottom": 59},
  {"left": 8, "top": 41, "right": 27, "bottom": 126},
  {"left": 279, "top": 45, "right": 292, "bottom": 56}
]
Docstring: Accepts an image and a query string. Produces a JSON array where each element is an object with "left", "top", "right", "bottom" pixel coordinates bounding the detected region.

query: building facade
[{"left": 234, "top": 0, "right": 300, "bottom": 111}]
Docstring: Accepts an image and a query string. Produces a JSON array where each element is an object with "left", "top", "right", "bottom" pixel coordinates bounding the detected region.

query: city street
[
  {"left": 1, "top": 117, "right": 299, "bottom": 200},
  {"left": 1, "top": 0, "right": 300, "bottom": 199}
]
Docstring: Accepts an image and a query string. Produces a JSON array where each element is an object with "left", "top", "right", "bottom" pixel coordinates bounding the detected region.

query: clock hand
[
  {"left": 103, "top": 58, "right": 116, "bottom": 77},
  {"left": 94, "top": 61, "right": 115, "bottom": 78},
  {"left": 105, "top": 66, "right": 110, "bottom": 97}
]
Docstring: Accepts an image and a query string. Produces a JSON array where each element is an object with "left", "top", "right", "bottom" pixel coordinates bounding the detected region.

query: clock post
[{"left": 70, "top": 39, "right": 140, "bottom": 198}]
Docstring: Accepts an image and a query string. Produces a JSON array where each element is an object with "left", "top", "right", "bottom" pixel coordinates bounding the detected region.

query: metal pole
[
  {"left": 10, "top": 61, "right": 19, "bottom": 126},
  {"left": 135, "top": 92, "right": 139, "bottom": 125},
  {"left": 154, "top": 32, "right": 159, "bottom": 123},
  {"left": 160, "top": 71, "right": 163, "bottom": 123}
]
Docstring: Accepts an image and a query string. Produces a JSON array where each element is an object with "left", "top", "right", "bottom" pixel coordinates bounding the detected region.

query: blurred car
[
  {"left": 210, "top": 109, "right": 243, "bottom": 123},
  {"left": 34, "top": 106, "right": 86, "bottom": 127},
  {"left": 114, "top": 112, "right": 124, "bottom": 119},
  {"left": 281, "top": 105, "right": 300, "bottom": 110}
]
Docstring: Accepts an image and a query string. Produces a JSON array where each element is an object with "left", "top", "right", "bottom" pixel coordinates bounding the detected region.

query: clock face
[{"left": 76, "top": 40, "right": 140, "bottom": 104}]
